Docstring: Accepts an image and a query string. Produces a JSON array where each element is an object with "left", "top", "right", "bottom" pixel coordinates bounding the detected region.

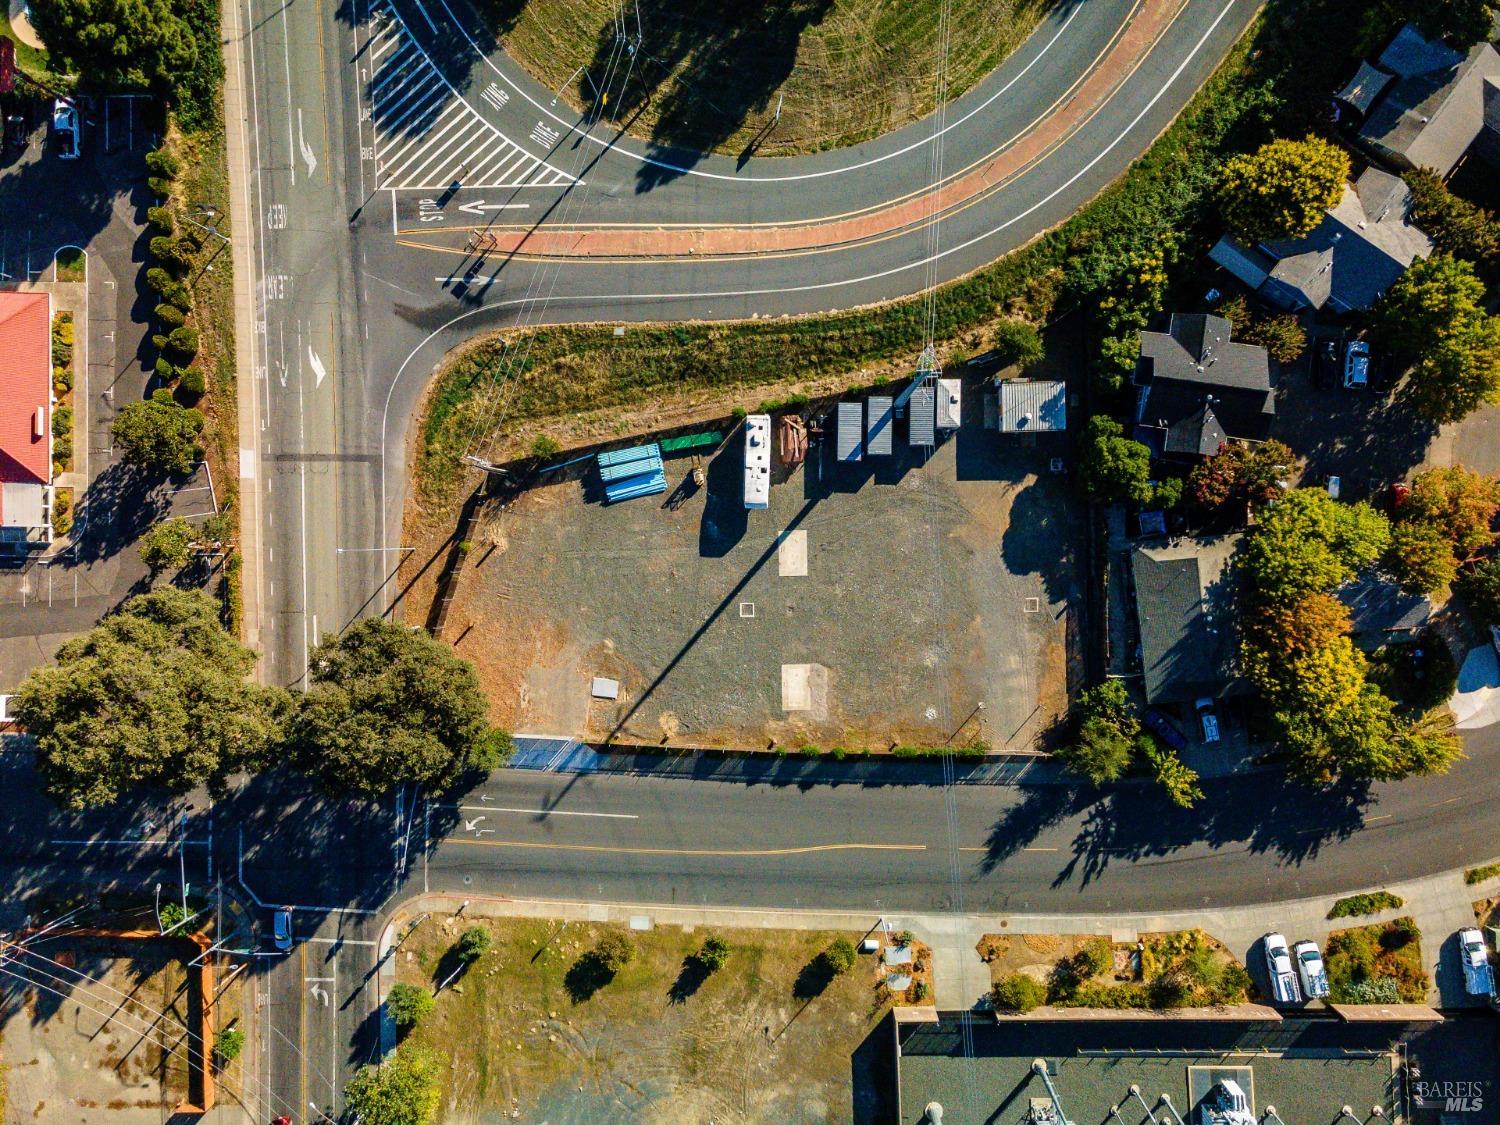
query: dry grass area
[
  {"left": 397, "top": 915, "right": 897, "bottom": 1123},
  {"left": 496, "top": 0, "right": 1053, "bottom": 156}
]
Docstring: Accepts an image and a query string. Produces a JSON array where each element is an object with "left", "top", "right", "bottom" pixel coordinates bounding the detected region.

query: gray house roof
[
  {"left": 1335, "top": 59, "right": 1396, "bottom": 118},
  {"left": 1134, "top": 314, "right": 1272, "bottom": 454},
  {"left": 1215, "top": 168, "right": 1433, "bottom": 314},
  {"left": 1132, "top": 534, "right": 1246, "bottom": 705},
  {"left": 1358, "top": 28, "right": 1500, "bottom": 175},
  {"left": 1337, "top": 572, "right": 1434, "bottom": 645}
]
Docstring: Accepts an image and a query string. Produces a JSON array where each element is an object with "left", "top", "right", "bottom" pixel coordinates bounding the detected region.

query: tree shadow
[
  {"left": 569, "top": 0, "right": 835, "bottom": 191},
  {"left": 564, "top": 950, "right": 616, "bottom": 1003},
  {"left": 792, "top": 952, "right": 839, "bottom": 1001},
  {"left": 666, "top": 954, "right": 710, "bottom": 1004}
]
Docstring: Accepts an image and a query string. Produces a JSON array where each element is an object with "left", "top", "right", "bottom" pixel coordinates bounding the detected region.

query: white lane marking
[
  {"left": 301, "top": 937, "right": 378, "bottom": 945},
  {"left": 307, "top": 344, "right": 327, "bottom": 388},
  {"left": 457, "top": 200, "right": 530, "bottom": 214},
  {"left": 429, "top": 0, "right": 1083, "bottom": 183},
  {"left": 445, "top": 804, "right": 641, "bottom": 820},
  {"left": 297, "top": 108, "right": 318, "bottom": 178}
]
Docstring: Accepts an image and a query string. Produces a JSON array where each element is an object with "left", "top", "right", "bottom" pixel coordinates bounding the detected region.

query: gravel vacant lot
[{"left": 441, "top": 395, "right": 1078, "bottom": 750}]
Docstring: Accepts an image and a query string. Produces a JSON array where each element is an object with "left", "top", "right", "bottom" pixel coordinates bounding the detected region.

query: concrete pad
[
  {"left": 590, "top": 676, "right": 619, "bottom": 700},
  {"left": 777, "top": 529, "right": 807, "bottom": 576},
  {"left": 780, "top": 663, "right": 828, "bottom": 717},
  {"left": 782, "top": 663, "right": 812, "bottom": 711}
]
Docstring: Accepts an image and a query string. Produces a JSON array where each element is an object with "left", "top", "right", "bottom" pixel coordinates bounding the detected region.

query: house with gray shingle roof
[
  {"left": 1131, "top": 534, "right": 1248, "bottom": 705},
  {"left": 1132, "top": 313, "right": 1273, "bottom": 460},
  {"left": 1208, "top": 167, "right": 1432, "bottom": 314},
  {"left": 1352, "top": 25, "right": 1500, "bottom": 176}
]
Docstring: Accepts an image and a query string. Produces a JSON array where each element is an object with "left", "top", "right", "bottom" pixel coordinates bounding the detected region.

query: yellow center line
[
  {"left": 958, "top": 846, "right": 1058, "bottom": 852},
  {"left": 446, "top": 838, "right": 925, "bottom": 857}
]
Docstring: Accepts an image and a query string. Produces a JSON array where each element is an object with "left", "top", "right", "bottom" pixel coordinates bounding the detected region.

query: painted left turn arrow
[{"left": 457, "top": 200, "right": 530, "bottom": 215}]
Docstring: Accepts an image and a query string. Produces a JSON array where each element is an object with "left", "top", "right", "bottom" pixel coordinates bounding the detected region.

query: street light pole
[{"left": 179, "top": 813, "right": 188, "bottom": 920}]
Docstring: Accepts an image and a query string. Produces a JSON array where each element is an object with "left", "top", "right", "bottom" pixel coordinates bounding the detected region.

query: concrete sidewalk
[{"left": 389, "top": 861, "right": 1500, "bottom": 1011}]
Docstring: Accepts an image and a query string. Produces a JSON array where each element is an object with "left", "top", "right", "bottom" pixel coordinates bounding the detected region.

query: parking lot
[
  {"left": 441, "top": 390, "right": 1080, "bottom": 750},
  {"left": 0, "top": 94, "right": 221, "bottom": 694}
]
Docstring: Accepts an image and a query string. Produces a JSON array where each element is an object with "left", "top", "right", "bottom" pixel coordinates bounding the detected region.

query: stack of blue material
[{"left": 598, "top": 443, "right": 667, "bottom": 502}]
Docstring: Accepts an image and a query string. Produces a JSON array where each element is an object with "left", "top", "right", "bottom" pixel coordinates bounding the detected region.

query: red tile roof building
[{"left": 0, "top": 291, "right": 54, "bottom": 544}]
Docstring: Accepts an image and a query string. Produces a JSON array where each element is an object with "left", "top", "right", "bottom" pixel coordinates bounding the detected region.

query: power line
[{"left": 0, "top": 960, "right": 305, "bottom": 1123}]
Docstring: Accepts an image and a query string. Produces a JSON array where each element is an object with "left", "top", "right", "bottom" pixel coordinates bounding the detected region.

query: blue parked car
[{"left": 1143, "top": 708, "right": 1187, "bottom": 751}]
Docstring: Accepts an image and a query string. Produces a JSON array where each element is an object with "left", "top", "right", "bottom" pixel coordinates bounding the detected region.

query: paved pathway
[
  {"left": 6, "top": 0, "right": 43, "bottom": 49},
  {"left": 390, "top": 864, "right": 1500, "bottom": 1012}
]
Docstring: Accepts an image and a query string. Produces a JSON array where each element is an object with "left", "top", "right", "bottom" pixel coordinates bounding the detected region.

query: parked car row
[
  {"left": 1263, "top": 931, "right": 1329, "bottom": 1003},
  {"left": 0, "top": 98, "right": 80, "bottom": 159}
]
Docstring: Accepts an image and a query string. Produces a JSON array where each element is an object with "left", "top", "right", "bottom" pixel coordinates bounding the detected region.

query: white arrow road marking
[
  {"left": 310, "top": 984, "right": 329, "bottom": 1006},
  {"left": 297, "top": 108, "right": 318, "bottom": 179},
  {"left": 307, "top": 345, "right": 327, "bottom": 388},
  {"left": 463, "top": 816, "right": 486, "bottom": 832},
  {"left": 456, "top": 200, "right": 530, "bottom": 215}
]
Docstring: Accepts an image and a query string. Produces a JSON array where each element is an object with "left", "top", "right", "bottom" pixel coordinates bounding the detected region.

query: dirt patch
[
  {"left": 405, "top": 386, "right": 1079, "bottom": 749},
  {"left": 0, "top": 938, "right": 191, "bottom": 1124},
  {"left": 396, "top": 915, "right": 893, "bottom": 1123}
]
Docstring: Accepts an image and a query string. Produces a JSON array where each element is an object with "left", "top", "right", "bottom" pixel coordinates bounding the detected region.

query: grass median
[{"left": 495, "top": 0, "right": 1053, "bottom": 157}]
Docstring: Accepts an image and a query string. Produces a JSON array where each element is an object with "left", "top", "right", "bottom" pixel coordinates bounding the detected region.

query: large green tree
[
  {"left": 10, "top": 590, "right": 289, "bottom": 808},
  {"left": 1386, "top": 520, "right": 1459, "bottom": 595},
  {"left": 1237, "top": 488, "right": 1389, "bottom": 605},
  {"left": 28, "top": 0, "right": 198, "bottom": 93},
  {"left": 1216, "top": 136, "right": 1349, "bottom": 243},
  {"left": 1056, "top": 681, "right": 1138, "bottom": 784},
  {"left": 293, "top": 618, "right": 496, "bottom": 793},
  {"left": 1375, "top": 255, "right": 1500, "bottom": 423},
  {"left": 1077, "top": 415, "right": 1153, "bottom": 504},
  {"left": 344, "top": 1044, "right": 444, "bottom": 1125},
  {"left": 112, "top": 389, "right": 204, "bottom": 475}
]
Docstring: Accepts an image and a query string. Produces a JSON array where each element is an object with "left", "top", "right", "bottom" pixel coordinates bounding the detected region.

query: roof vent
[{"left": 33, "top": 406, "right": 44, "bottom": 439}]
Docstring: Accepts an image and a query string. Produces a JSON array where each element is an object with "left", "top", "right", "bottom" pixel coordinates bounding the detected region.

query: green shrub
[
  {"left": 530, "top": 434, "right": 561, "bottom": 459},
  {"left": 823, "top": 937, "right": 856, "bottom": 974},
  {"left": 1467, "top": 861, "right": 1500, "bottom": 885},
  {"left": 1327, "top": 891, "right": 1404, "bottom": 919},
  {"left": 177, "top": 369, "right": 207, "bottom": 402},
  {"left": 51, "top": 405, "right": 72, "bottom": 439},
  {"left": 1335, "top": 976, "right": 1400, "bottom": 1004},
  {"left": 595, "top": 931, "right": 634, "bottom": 972},
  {"left": 155, "top": 357, "right": 180, "bottom": 382},
  {"left": 1079, "top": 937, "right": 1113, "bottom": 977},
  {"left": 147, "top": 175, "right": 175, "bottom": 199},
  {"left": 147, "top": 205, "right": 175, "bottom": 232},
  {"left": 471, "top": 727, "right": 514, "bottom": 769},
  {"left": 145, "top": 266, "right": 174, "bottom": 293},
  {"left": 894, "top": 929, "right": 915, "bottom": 949},
  {"left": 1148, "top": 969, "right": 1192, "bottom": 1009},
  {"left": 992, "top": 973, "right": 1045, "bottom": 1013},
  {"left": 912, "top": 980, "right": 930, "bottom": 1002},
  {"left": 386, "top": 982, "right": 435, "bottom": 1032},
  {"left": 145, "top": 150, "right": 180, "bottom": 179},
  {"left": 165, "top": 283, "right": 193, "bottom": 312},
  {"left": 158, "top": 902, "right": 187, "bottom": 932},
  {"left": 991, "top": 319, "right": 1045, "bottom": 368},
  {"left": 155, "top": 303, "right": 187, "bottom": 329},
  {"left": 214, "top": 1025, "right": 245, "bottom": 1063},
  {"left": 695, "top": 935, "right": 731, "bottom": 971},
  {"left": 51, "top": 435, "right": 72, "bottom": 465},
  {"left": 456, "top": 925, "right": 492, "bottom": 963},
  {"left": 1380, "top": 917, "right": 1418, "bottom": 950},
  {"left": 167, "top": 326, "right": 200, "bottom": 360}
]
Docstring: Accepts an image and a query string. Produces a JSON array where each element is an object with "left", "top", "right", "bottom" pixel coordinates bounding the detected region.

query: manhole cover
[{"left": 462, "top": 875, "right": 473, "bottom": 886}]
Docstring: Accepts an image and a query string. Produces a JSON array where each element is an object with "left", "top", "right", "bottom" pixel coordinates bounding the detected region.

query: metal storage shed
[
  {"left": 908, "top": 382, "right": 936, "bottom": 447},
  {"left": 865, "top": 396, "right": 894, "bottom": 456},
  {"left": 836, "top": 401, "right": 864, "bottom": 461}
]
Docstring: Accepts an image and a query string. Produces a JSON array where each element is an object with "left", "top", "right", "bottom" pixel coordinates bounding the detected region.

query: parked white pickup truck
[
  {"left": 1458, "top": 928, "right": 1495, "bottom": 998},
  {"left": 1263, "top": 932, "right": 1302, "bottom": 1004}
]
